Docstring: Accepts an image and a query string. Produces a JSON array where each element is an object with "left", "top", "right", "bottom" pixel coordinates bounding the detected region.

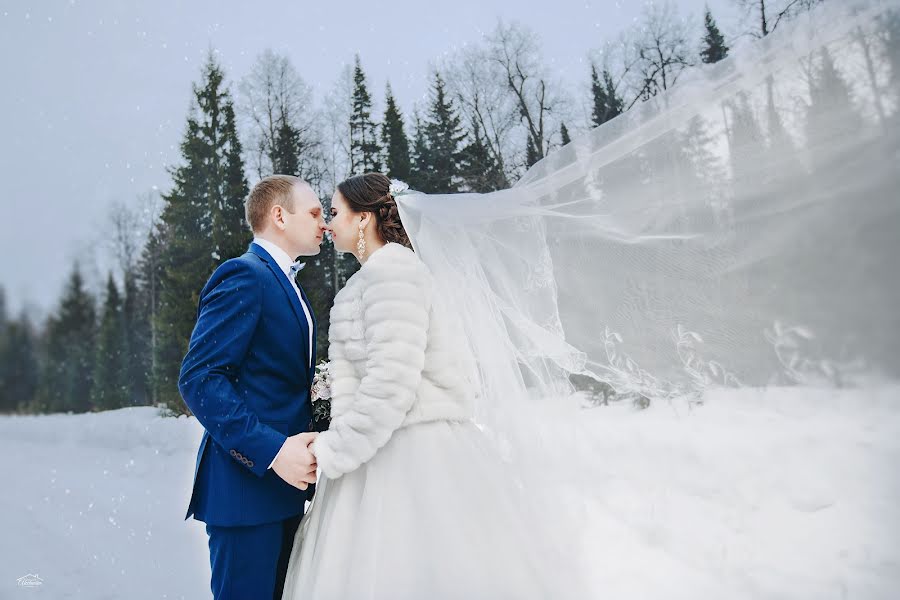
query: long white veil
[
  {"left": 398, "top": 0, "right": 899, "bottom": 428},
  {"left": 394, "top": 1, "right": 898, "bottom": 590}
]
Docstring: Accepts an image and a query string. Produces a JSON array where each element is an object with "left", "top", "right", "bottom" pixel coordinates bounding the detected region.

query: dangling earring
[{"left": 357, "top": 224, "right": 367, "bottom": 259}]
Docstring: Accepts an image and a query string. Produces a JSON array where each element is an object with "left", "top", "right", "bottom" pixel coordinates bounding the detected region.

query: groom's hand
[{"left": 272, "top": 432, "right": 319, "bottom": 490}]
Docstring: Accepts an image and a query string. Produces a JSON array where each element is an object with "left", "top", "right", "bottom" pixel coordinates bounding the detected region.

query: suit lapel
[
  {"left": 248, "top": 243, "right": 311, "bottom": 372},
  {"left": 295, "top": 279, "right": 318, "bottom": 379}
]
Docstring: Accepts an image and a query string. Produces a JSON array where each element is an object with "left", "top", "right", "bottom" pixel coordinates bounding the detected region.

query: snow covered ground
[
  {"left": 1, "top": 407, "right": 210, "bottom": 598},
  {"left": 574, "top": 386, "right": 900, "bottom": 599},
  {"left": 2, "top": 386, "right": 898, "bottom": 599}
]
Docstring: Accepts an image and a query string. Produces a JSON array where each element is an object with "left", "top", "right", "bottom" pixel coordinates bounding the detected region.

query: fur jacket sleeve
[{"left": 312, "top": 243, "right": 433, "bottom": 478}]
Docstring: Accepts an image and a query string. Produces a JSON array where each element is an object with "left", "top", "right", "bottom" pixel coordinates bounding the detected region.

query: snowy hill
[{"left": 2, "top": 387, "right": 898, "bottom": 598}]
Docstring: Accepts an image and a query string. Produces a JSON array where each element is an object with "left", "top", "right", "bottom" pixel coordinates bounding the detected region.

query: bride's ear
[{"left": 359, "top": 212, "right": 373, "bottom": 229}]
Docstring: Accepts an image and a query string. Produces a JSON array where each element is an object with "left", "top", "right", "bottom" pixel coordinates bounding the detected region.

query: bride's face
[{"left": 328, "top": 190, "right": 368, "bottom": 255}]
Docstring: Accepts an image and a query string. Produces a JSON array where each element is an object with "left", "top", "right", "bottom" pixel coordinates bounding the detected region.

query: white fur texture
[{"left": 313, "top": 243, "right": 473, "bottom": 478}]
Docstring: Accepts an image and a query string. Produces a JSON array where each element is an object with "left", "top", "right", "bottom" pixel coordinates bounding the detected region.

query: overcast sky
[{"left": 0, "top": 0, "right": 740, "bottom": 317}]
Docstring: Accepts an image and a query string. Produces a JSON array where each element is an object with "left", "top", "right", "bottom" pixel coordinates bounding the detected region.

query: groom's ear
[{"left": 272, "top": 205, "right": 287, "bottom": 230}]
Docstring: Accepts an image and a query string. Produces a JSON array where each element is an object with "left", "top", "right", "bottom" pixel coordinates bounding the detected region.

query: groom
[{"left": 179, "top": 175, "right": 327, "bottom": 599}]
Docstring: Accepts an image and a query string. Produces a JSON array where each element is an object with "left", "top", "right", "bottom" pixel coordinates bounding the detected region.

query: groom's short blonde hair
[{"left": 245, "top": 174, "right": 309, "bottom": 233}]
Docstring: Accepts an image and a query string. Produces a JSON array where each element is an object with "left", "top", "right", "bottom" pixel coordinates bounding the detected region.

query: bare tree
[
  {"left": 854, "top": 22, "right": 888, "bottom": 127},
  {"left": 442, "top": 45, "right": 518, "bottom": 182},
  {"left": 318, "top": 64, "right": 358, "bottom": 296},
  {"left": 588, "top": 42, "right": 630, "bottom": 118},
  {"left": 623, "top": 2, "right": 695, "bottom": 110},
  {"left": 733, "top": 0, "right": 826, "bottom": 38},
  {"left": 238, "top": 49, "right": 320, "bottom": 181},
  {"left": 107, "top": 189, "right": 159, "bottom": 277},
  {"left": 485, "top": 21, "right": 569, "bottom": 167},
  {"left": 321, "top": 64, "right": 355, "bottom": 195}
]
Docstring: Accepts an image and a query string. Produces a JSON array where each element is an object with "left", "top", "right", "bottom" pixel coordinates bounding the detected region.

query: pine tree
[
  {"left": 0, "top": 299, "right": 5, "bottom": 410},
  {"left": 417, "top": 73, "right": 467, "bottom": 193},
  {"left": 763, "top": 74, "right": 801, "bottom": 186},
  {"left": 673, "top": 115, "right": 729, "bottom": 226},
  {"left": 0, "top": 287, "right": 8, "bottom": 409},
  {"left": 294, "top": 241, "right": 337, "bottom": 360},
  {"left": 121, "top": 271, "right": 149, "bottom": 406},
  {"left": 725, "top": 91, "right": 764, "bottom": 182},
  {"left": 409, "top": 112, "right": 431, "bottom": 191},
  {"left": 0, "top": 310, "right": 39, "bottom": 413},
  {"left": 560, "top": 122, "right": 572, "bottom": 146},
  {"left": 603, "top": 70, "right": 624, "bottom": 121},
  {"left": 701, "top": 8, "right": 729, "bottom": 64},
  {"left": 806, "top": 47, "right": 860, "bottom": 169},
  {"left": 216, "top": 71, "right": 252, "bottom": 263},
  {"left": 590, "top": 65, "right": 610, "bottom": 128},
  {"left": 272, "top": 117, "right": 302, "bottom": 175},
  {"left": 153, "top": 53, "right": 250, "bottom": 413},
  {"left": 40, "top": 264, "right": 96, "bottom": 413},
  {"left": 381, "top": 83, "right": 411, "bottom": 181},
  {"left": 460, "top": 121, "right": 507, "bottom": 193},
  {"left": 135, "top": 227, "right": 163, "bottom": 406},
  {"left": 92, "top": 273, "right": 129, "bottom": 411},
  {"left": 0, "top": 288, "right": 11, "bottom": 411},
  {"left": 591, "top": 65, "right": 624, "bottom": 128},
  {"left": 525, "top": 136, "right": 541, "bottom": 168},
  {"left": 349, "top": 55, "right": 381, "bottom": 174}
]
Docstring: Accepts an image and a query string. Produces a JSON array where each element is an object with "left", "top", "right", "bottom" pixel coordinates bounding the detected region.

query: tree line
[{"left": 3, "top": 0, "right": 866, "bottom": 415}]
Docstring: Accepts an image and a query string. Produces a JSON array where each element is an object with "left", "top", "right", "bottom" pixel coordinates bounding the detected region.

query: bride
[
  {"left": 281, "top": 172, "right": 578, "bottom": 599},
  {"left": 284, "top": 0, "right": 899, "bottom": 596}
]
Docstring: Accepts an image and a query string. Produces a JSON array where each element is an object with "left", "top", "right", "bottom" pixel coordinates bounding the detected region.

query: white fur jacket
[{"left": 311, "top": 242, "right": 474, "bottom": 478}]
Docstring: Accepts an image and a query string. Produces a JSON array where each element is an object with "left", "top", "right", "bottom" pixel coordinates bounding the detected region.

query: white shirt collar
[{"left": 252, "top": 237, "right": 295, "bottom": 277}]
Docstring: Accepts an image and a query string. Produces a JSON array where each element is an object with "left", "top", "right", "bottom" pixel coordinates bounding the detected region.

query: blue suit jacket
[{"left": 179, "top": 242, "right": 317, "bottom": 527}]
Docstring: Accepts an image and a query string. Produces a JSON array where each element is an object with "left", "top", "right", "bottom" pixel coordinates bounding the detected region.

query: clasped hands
[{"left": 271, "top": 432, "right": 319, "bottom": 490}]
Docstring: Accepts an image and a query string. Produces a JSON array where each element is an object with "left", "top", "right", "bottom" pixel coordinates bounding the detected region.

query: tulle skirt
[{"left": 281, "top": 419, "right": 573, "bottom": 600}]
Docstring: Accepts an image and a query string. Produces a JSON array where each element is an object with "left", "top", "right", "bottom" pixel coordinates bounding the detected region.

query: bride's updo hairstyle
[{"left": 337, "top": 172, "right": 413, "bottom": 250}]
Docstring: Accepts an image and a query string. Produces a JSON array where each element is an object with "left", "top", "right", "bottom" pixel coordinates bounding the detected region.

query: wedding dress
[{"left": 282, "top": 243, "right": 581, "bottom": 599}]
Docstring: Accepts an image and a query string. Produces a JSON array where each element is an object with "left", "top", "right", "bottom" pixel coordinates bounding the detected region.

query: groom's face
[{"left": 283, "top": 183, "right": 326, "bottom": 257}]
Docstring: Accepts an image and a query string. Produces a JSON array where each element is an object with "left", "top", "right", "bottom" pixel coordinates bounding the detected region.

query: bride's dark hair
[{"left": 337, "top": 172, "right": 413, "bottom": 250}]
